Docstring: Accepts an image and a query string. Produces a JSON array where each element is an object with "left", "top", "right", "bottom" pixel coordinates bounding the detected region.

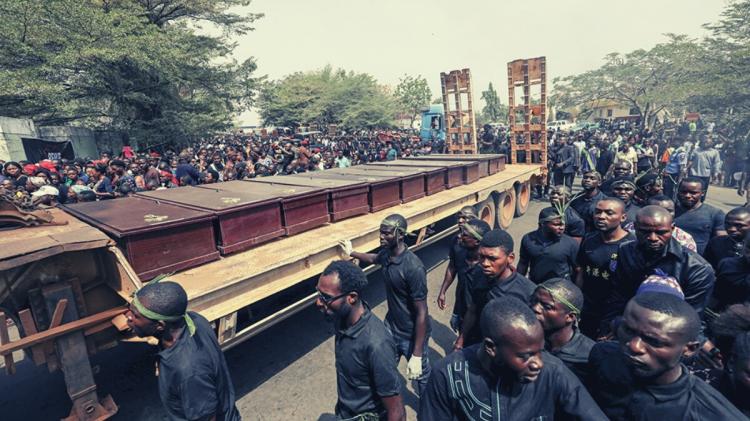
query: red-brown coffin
[
  {"left": 355, "top": 164, "right": 447, "bottom": 196},
  {"left": 63, "top": 196, "right": 219, "bottom": 280},
  {"left": 367, "top": 159, "right": 478, "bottom": 187},
  {"left": 403, "top": 154, "right": 506, "bottom": 176},
  {"left": 136, "top": 186, "right": 284, "bottom": 255},
  {"left": 308, "top": 170, "right": 401, "bottom": 212},
  {"left": 249, "top": 174, "right": 369, "bottom": 222},
  {"left": 203, "top": 180, "right": 330, "bottom": 236},
  {"left": 327, "top": 167, "right": 426, "bottom": 203}
]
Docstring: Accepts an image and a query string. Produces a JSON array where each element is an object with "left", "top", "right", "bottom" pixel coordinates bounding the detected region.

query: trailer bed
[{"left": 170, "top": 163, "right": 542, "bottom": 323}]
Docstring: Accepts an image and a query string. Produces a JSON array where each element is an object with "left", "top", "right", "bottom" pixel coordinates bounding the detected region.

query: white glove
[
  {"left": 339, "top": 239, "right": 353, "bottom": 257},
  {"left": 406, "top": 356, "right": 423, "bottom": 380}
]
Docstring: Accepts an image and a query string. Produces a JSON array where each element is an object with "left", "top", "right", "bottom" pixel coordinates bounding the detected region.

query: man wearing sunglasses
[{"left": 316, "top": 260, "right": 406, "bottom": 421}]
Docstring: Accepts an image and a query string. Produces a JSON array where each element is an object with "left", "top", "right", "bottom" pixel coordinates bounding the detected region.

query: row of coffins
[{"left": 63, "top": 154, "right": 505, "bottom": 280}]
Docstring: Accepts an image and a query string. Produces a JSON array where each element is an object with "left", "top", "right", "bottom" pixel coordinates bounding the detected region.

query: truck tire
[
  {"left": 496, "top": 189, "right": 517, "bottom": 229},
  {"left": 514, "top": 181, "right": 531, "bottom": 217},
  {"left": 475, "top": 199, "right": 497, "bottom": 229}
]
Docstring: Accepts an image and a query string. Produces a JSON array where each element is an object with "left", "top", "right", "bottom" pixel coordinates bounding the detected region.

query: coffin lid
[
  {"left": 137, "top": 185, "right": 280, "bottom": 215},
  {"left": 63, "top": 196, "right": 215, "bottom": 238}
]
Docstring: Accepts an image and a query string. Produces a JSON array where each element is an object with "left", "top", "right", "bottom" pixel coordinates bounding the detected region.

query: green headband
[
  {"left": 540, "top": 285, "right": 580, "bottom": 315},
  {"left": 382, "top": 218, "right": 406, "bottom": 235},
  {"left": 462, "top": 224, "right": 483, "bottom": 241},
  {"left": 132, "top": 293, "right": 196, "bottom": 337}
]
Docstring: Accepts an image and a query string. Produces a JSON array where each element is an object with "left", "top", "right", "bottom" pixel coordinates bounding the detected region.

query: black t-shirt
[
  {"left": 464, "top": 268, "right": 536, "bottom": 345},
  {"left": 564, "top": 207, "right": 586, "bottom": 238},
  {"left": 376, "top": 248, "right": 430, "bottom": 339},
  {"left": 577, "top": 232, "right": 636, "bottom": 312},
  {"left": 157, "top": 312, "right": 239, "bottom": 421},
  {"left": 547, "top": 328, "right": 596, "bottom": 383},
  {"left": 418, "top": 345, "right": 607, "bottom": 421},
  {"left": 520, "top": 230, "right": 579, "bottom": 283},
  {"left": 449, "top": 238, "right": 474, "bottom": 317},
  {"left": 675, "top": 203, "right": 725, "bottom": 254},
  {"left": 703, "top": 234, "right": 743, "bottom": 269},
  {"left": 587, "top": 341, "right": 746, "bottom": 421},
  {"left": 570, "top": 190, "right": 608, "bottom": 232},
  {"left": 714, "top": 256, "right": 750, "bottom": 311},
  {"left": 334, "top": 307, "right": 401, "bottom": 419},
  {"left": 622, "top": 202, "right": 641, "bottom": 231}
]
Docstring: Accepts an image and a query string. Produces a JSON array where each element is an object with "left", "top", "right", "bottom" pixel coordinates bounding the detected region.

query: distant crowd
[{"left": 0, "top": 129, "right": 436, "bottom": 206}]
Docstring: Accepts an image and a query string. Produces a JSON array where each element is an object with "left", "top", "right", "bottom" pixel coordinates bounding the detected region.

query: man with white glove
[{"left": 340, "top": 213, "right": 432, "bottom": 396}]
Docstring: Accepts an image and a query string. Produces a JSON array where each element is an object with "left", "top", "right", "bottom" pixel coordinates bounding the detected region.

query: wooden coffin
[
  {"left": 330, "top": 167, "right": 425, "bottom": 203},
  {"left": 368, "top": 159, "right": 476, "bottom": 188},
  {"left": 250, "top": 174, "right": 369, "bottom": 222},
  {"left": 203, "top": 180, "right": 330, "bottom": 236},
  {"left": 64, "top": 196, "right": 220, "bottom": 280},
  {"left": 403, "top": 154, "right": 506, "bottom": 176},
  {"left": 309, "top": 170, "right": 401, "bottom": 212},
  {"left": 136, "top": 186, "right": 284, "bottom": 255},
  {"left": 358, "top": 164, "right": 447, "bottom": 196}
]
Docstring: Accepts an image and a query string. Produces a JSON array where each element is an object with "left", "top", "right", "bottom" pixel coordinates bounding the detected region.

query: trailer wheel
[
  {"left": 496, "top": 189, "right": 517, "bottom": 229},
  {"left": 475, "top": 199, "right": 496, "bottom": 229},
  {"left": 514, "top": 181, "right": 531, "bottom": 217}
]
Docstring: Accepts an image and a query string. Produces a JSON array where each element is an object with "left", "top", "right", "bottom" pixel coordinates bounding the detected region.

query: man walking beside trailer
[
  {"left": 125, "top": 280, "right": 240, "bottom": 421},
  {"left": 316, "top": 260, "right": 406, "bottom": 421},
  {"left": 341, "top": 214, "right": 432, "bottom": 396}
]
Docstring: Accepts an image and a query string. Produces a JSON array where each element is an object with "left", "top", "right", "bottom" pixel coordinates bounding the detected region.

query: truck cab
[{"left": 419, "top": 104, "right": 446, "bottom": 143}]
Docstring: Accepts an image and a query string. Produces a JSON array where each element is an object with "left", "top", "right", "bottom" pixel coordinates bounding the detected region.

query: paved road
[{"left": 0, "top": 183, "right": 744, "bottom": 420}]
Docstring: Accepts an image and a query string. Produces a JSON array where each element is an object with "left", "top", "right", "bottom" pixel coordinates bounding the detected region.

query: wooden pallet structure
[
  {"left": 507, "top": 57, "right": 547, "bottom": 164},
  {"left": 440, "top": 69, "right": 478, "bottom": 154}
]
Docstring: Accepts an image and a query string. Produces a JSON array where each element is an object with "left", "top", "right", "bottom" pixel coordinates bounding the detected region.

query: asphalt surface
[{"left": 0, "top": 182, "right": 745, "bottom": 420}]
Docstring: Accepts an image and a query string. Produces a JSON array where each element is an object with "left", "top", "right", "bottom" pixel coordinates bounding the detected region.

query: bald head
[
  {"left": 481, "top": 296, "right": 541, "bottom": 342},
  {"left": 637, "top": 205, "right": 673, "bottom": 226}
]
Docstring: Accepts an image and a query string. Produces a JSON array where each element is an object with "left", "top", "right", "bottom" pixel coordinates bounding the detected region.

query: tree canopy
[
  {"left": 479, "top": 82, "right": 507, "bottom": 124},
  {"left": 553, "top": 0, "right": 750, "bottom": 136},
  {"left": 0, "top": 0, "right": 262, "bottom": 147},
  {"left": 394, "top": 74, "right": 431, "bottom": 128},
  {"left": 258, "top": 66, "right": 398, "bottom": 130}
]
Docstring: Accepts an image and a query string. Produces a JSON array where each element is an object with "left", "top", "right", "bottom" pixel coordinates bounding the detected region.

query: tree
[
  {"left": 553, "top": 34, "right": 703, "bottom": 129},
  {"left": 480, "top": 83, "right": 507, "bottom": 122},
  {"left": 0, "top": 0, "right": 262, "bottom": 148},
  {"left": 394, "top": 74, "right": 431, "bottom": 128},
  {"left": 258, "top": 66, "right": 397, "bottom": 129}
]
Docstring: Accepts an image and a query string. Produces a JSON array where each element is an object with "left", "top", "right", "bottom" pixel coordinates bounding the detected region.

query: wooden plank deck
[{"left": 171, "top": 164, "right": 542, "bottom": 322}]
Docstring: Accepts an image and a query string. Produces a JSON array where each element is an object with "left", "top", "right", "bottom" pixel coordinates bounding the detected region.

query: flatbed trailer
[
  {"left": 174, "top": 163, "right": 543, "bottom": 349},
  {"left": 0, "top": 161, "right": 543, "bottom": 419}
]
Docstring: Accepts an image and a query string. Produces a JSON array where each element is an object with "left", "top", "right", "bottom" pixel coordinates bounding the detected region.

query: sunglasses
[{"left": 316, "top": 288, "right": 349, "bottom": 306}]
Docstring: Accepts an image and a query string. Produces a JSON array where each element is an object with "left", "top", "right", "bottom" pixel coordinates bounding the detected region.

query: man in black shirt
[
  {"left": 605, "top": 206, "right": 715, "bottom": 329},
  {"left": 530, "top": 278, "right": 594, "bottom": 381},
  {"left": 437, "top": 218, "right": 491, "bottom": 333},
  {"left": 316, "top": 260, "right": 405, "bottom": 421},
  {"left": 437, "top": 206, "right": 477, "bottom": 331},
  {"left": 518, "top": 207, "right": 579, "bottom": 283},
  {"left": 610, "top": 178, "right": 641, "bottom": 231},
  {"left": 549, "top": 185, "right": 586, "bottom": 241},
  {"left": 419, "top": 296, "right": 606, "bottom": 421},
  {"left": 674, "top": 177, "right": 726, "bottom": 254},
  {"left": 711, "top": 232, "right": 750, "bottom": 311},
  {"left": 601, "top": 160, "right": 633, "bottom": 195},
  {"left": 588, "top": 292, "right": 746, "bottom": 420},
  {"left": 125, "top": 281, "right": 240, "bottom": 421},
  {"left": 344, "top": 214, "right": 431, "bottom": 396},
  {"left": 704, "top": 206, "right": 750, "bottom": 269},
  {"left": 570, "top": 170, "right": 607, "bottom": 232},
  {"left": 552, "top": 136, "right": 577, "bottom": 189},
  {"left": 576, "top": 198, "right": 635, "bottom": 338},
  {"left": 454, "top": 230, "right": 535, "bottom": 350}
]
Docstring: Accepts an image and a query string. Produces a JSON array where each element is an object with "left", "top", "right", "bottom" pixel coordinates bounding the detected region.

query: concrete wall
[
  {"left": 94, "top": 130, "right": 126, "bottom": 156},
  {"left": 0, "top": 116, "right": 37, "bottom": 162},
  {"left": 37, "top": 126, "right": 99, "bottom": 159}
]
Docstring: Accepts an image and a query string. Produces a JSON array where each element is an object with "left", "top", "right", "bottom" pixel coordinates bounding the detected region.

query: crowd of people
[
  {"left": 124, "top": 136, "right": 750, "bottom": 420},
  {"left": 10, "top": 118, "right": 750, "bottom": 420},
  {"left": 0, "top": 129, "right": 435, "bottom": 207}
]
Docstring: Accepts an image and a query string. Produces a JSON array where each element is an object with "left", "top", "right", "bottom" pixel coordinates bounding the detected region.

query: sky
[{"left": 227, "top": 0, "right": 728, "bottom": 125}]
